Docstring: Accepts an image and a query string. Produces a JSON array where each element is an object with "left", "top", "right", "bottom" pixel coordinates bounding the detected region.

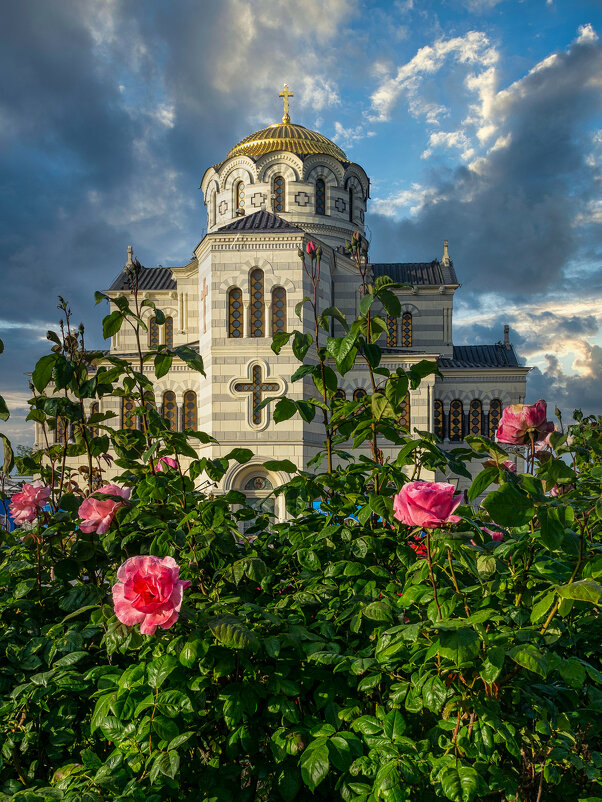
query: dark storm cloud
[{"left": 367, "top": 33, "right": 602, "bottom": 299}]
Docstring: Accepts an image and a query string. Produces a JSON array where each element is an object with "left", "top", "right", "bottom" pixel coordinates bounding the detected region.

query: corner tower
[{"left": 201, "top": 85, "right": 369, "bottom": 249}]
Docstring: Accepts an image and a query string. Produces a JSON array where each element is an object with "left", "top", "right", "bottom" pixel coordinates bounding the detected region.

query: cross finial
[{"left": 279, "top": 83, "right": 294, "bottom": 124}]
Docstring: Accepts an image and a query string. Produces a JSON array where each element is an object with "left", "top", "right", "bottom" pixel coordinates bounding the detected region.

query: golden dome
[{"left": 225, "top": 122, "right": 348, "bottom": 162}]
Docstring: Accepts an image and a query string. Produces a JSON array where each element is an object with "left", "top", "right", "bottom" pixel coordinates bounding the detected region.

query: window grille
[
  {"left": 316, "top": 179, "right": 326, "bottom": 214},
  {"left": 489, "top": 399, "right": 502, "bottom": 439},
  {"left": 164, "top": 317, "right": 173, "bottom": 348},
  {"left": 149, "top": 317, "right": 160, "bottom": 348},
  {"left": 386, "top": 315, "right": 397, "bottom": 347},
  {"left": 183, "top": 391, "right": 197, "bottom": 430},
  {"left": 399, "top": 394, "right": 410, "bottom": 430},
  {"left": 122, "top": 397, "right": 136, "bottom": 430},
  {"left": 401, "top": 312, "right": 412, "bottom": 347},
  {"left": 469, "top": 399, "right": 483, "bottom": 435},
  {"left": 273, "top": 176, "right": 285, "bottom": 212},
  {"left": 228, "top": 287, "right": 243, "bottom": 338},
  {"left": 236, "top": 181, "right": 245, "bottom": 213},
  {"left": 250, "top": 269, "right": 265, "bottom": 337},
  {"left": 353, "top": 388, "right": 367, "bottom": 402},
  {"left": 271, "top": 287, "right": 286, "bottom": 333},
  {"left": 434, "top": 400, "right": 444, "bottom": 440},
  {"left": 162, "top": 391, "right": 177, "bottom": 431},
  {"left": 449, "top": 399, "right": 464, "bottom": 442}
]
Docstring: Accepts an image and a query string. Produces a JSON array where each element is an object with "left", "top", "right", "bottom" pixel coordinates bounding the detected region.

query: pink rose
[
  {"left": 501, "top": 460, "right": 517, "bottom": 473},
  {"left": 549, "top": 483, "right": 574, "bottom": 497},
  {"left": 393, "top": 481, "right": 462, "bottom": 528},
  {"left": 78, "top": 484, "right": 130, "bottom": 535},
  {"left": 535, "top": 430, "right": 557, "bottom": 452},
  {"left": 496, "top": 400, "right": 554, "bottom": 445},
  {"left": 156, "top": 456, "right": 178, "bottom": 471},
  {"left": 9, "top": 482, "right": 51, "bottom": 524},
  {"left": 112, "top": 555, "right": 191, "bottom": 635},
  {"left": 306, "top": 240, "right": 317, "bottom": 256}
]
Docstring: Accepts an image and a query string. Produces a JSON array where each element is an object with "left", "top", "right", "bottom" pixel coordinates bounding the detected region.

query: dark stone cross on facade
[{"left": 234, "top": 365, "right": 279, "bottom": 425}]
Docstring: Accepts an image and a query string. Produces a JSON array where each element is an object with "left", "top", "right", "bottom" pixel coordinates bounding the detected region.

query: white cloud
[
  {"left": 370, "top": 183, "right": 438, "bottom": 217},
  {"left": 577, "top": 23, "right": 598, "bottom": 44},
  {"left": 422, "top": 130, "right": 475, "bottom": 161}
]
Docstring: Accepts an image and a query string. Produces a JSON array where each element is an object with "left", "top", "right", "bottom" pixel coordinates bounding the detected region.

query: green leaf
[
  {"left": 359, "top": 291, "right": 375, "bottom": 316},
  {"left": 263, "top": 458, "right": 297, "bottom": 473},
  {"left": 32, "top": 353, "right": 58, "bottom": 392},
  {"left": 438, "top": 628, "right": 480, "bottom": 665},
  {"left": 151, "top": 750, "right": 180, "bottom": 782},
  {"left": 319, "top": 306, "right": 348, "bottom": 332},
  {"left": 273, "top": 398, "right": 297, "bottom": 423},
  {"left": 422, "top": 675, "right": 447, "bottom": 712},
  {"left": 90, "top": 693, "right": 114, "bottom": 735},
  {"left": 0, "top": 432, "right": 14, "bottom": 474},
  {"left": 328, "top": 736, "right": 353, "bottom": 771},
  {"left": 481, "top": 482, "right": 535, "bottom": 527},
  {"left": 290, "top": 364, "right": 315, "bottom": 382},
  {"left": 509, "top": 644, "right": 547, "bottom": 677},
  {"left": 383, "top": 709, "right": 406, "bottom": 741},
  {"left": 480, "top": 646, "right": 505, "bottom": 684},
  {"left": 363, "top": 601, "right": 393, "bottom": 622},
  {"left": 374, "top": 761, "right": 404, "bottom": 801},
  {"left": 440, "top": 765, "right": 480, "bottom": 802},
  {"left": 530, "top": 592, "right": 555, "bottom": 624},
  {"left": 408, "top": 359, "right": 441, "bottom": 387},
  {"left": 208, "top": 616, "right": 259, "bottom": 651},
  {"left": 369, "top": 494, "right": 392, "bottom": 521},
  {"left": 154, "top": 351, "right": 173, "bottom": 379},
  {"left": 300, "top": 743, "right": 329, "bottom": 791},
  {"left": 540, "top": 506, "right": 565, "bottom": 549},
  {"left": 467, "top": 466, "right": 498, "bottom": 502},
  {"left": 378, "top": 288, "right": 401, "bottom": 317},
  {"left": 295, "top": 296, "right": 310, "bottom": 319},
  {"left": 102, "top": 310, "right": 124, "bottom": 339},
  {"left": 225, "top": 447, "right": 254, "bottom": 464},
  {"left": 292, "top": 331, "right": 313, "bottom": 361},
  {"left": 0, "top": 393, "right": 9, "bottom": 421},
  {"left": 556, "top": 579, "right": 602, "bottom": 604},
  {"left": 173, "top": 346, "right": 205, "bottom": 375},
  {"left": 372, "top": 393, "right": 395, "bottom": 421},
  {"left": 148, "top": 655, "right": 178, "bottom": 689},
  {"left": 272, "top": 331, "right": 293, "bottom": 354}
]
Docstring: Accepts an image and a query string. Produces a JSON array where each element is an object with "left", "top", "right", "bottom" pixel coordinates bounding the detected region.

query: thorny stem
[{"left": 426, "top": 530, "right": 442, "bottom": 620}]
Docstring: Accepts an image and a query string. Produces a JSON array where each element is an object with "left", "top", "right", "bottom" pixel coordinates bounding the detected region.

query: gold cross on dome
[{"left": 279, "top": 84, "right": 293, "bottom": 124}]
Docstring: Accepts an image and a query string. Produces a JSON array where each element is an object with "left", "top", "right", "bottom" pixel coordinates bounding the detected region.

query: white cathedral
[{"left": 40, "top": 88, "right": 529, "bottom": 514}]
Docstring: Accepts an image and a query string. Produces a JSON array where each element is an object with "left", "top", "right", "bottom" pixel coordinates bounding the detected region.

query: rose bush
[{"left": 0, "top": 258, "right": 601, "bottom": 802}]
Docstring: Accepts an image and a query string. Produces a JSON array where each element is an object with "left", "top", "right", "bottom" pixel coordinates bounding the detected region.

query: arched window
[
  {"left": 89, "top": 402, "right": 100, "bottom": 439},
  {"left": 401, "top": 312, "right": 412, "bottom": 347},
  {"left": 228, "top": 287, "right": 243, "bottom": 338},
  {"left": 241, "top": 473, "right": 275, "bottom": 532},
  {"left": 315, "top": 179, "right": 326, "bottom": 215},
  {"left": 449, "top": 399, "right": 464, "bottom": 442},
  {"left": 122, "top": 397, "right": 137, "bottom": 430},
  {"left": 149, "top": 317, "right": 160, "bottom": 348},
  {"left": 489, "top": 399, "right": 502, "bottom": 439},
  {"left": 235, "top": 181, "right": 245, "bottom": 214},
  {"left": 164, "top": 316, "right": 173, "bottom": 348},
  {"left": 244, "top": 475, "right": 273, "bottom": 491},
  {"left": 273, "top": 176, "right": 285, "bottom": 212},
  {"left": 353, "top": 388, "right": 367, "bottom": 402},
  {"left": 162, "top": 391, "right": 177, "bottom": 431},
  {"left": 250, "top": 269, "right": 265, "bottom": 337},
  {"left": 348, "top": 187, "right": 354, "bottom": 222},
  {"left": 469, "top": 399, "right": 483, "bottom": 435},
  {"left": 434, "top": 400, "right": 444, "bottom": 440},
  {"left": 183, "top": 391, "right": 197, "bottom": 430},
  {"left": 333, "top": 389, "right": 346, "bottom": 401},
  {"left": 399, "top": 394, "right": 410, "bottom": 430},
  {"left": 271, "top": 286, "right": 286, "bottom": 334},
  {"left": 386, "top": 315, "right": 397, "bottom": 347}
]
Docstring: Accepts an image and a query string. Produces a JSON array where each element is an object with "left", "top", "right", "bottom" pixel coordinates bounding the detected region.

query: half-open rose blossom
[
  {"left": 112, "top": 555, "right": 191, "bottom": 635},
  {"left": 156, "top": 456, "right": 178, "bottom": 471},
  {"left": 483, "top": 526, "right": 504, "bottom": 542},
  {"left": 496, "top": 400, "right": 554, "bottom": 445},
  {"left": 306, "top": 240, "right": 317, "bottom": 257},
  {"left": 9, "top": 482, "right": 51, "bottom": 524},
  {"left": 78, "top": 484, "right": 130, "bottom": 534},
  {"left": 393, "top": 481, "right": 462, "bottom": 528}
]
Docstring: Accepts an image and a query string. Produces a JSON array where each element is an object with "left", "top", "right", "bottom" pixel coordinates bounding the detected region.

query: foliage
[{"left": 0, "top": 256, "right": 601, "bottom": 801}]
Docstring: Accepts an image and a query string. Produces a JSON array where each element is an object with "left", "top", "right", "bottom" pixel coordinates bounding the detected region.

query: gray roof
[
  {"left": 109, "top": 266, "right": 177, "bottom": 292},
  {"left": 218, "top": 210, "right": 303, "bottom": 233},
  {"left": 438, "top": 344, "right": 520, "bottom": 369},
  {"left": 372, "top": 260, "right": 458, "bottom": 286}
]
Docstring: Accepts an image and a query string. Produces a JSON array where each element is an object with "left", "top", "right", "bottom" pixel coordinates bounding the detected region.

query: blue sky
[{"left": 1, "top": 0, "right": 601, "bottom": 445}]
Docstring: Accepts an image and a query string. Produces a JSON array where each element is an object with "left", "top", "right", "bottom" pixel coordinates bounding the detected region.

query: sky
[{"left": 1, "top": 0, "right": 601, "bottom": 447}]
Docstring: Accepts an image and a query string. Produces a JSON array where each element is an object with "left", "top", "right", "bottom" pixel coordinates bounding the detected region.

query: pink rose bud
[
  {"left": 156, "top": 456, "right": 178, "bottom": 471},
  {"left": 306, "top": 240, "right": 317, "bottom": 257},
  {"left": 352, "top": 230, "right": 361, "bottom": 244},
  {"left": 112, "top": 555, "right": 191, "bottom": 636},
  {"left": 9, "top": 482, "right": 51, "bottom": 524},
  {"left": 549, "top": 483, "right": 574, "bottom": 497},
  {"left": 496, "top": 400, "right": 555, "bottom": 445},
  {"left": 393, "top": 480, "right": 462, "bottom": 528},
  {"left": 316, "top": 245, "right": 322, "bottom": 261},
  {"left": 78, "top": 484, "right": 131, "bottom": 535},
  {"left": 501, "top": 460, "right": 517, "bottom": 473}
]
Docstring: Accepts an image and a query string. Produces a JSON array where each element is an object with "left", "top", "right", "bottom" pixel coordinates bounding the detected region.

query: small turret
[
  {"left": 504, "top": 324, "right": 510, "bottom": 348},
  {"left": 441, "top": 239, "right": 451, "bottom": 267}
]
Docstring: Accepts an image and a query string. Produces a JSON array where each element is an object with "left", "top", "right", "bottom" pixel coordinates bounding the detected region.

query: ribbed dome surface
[{"left": 225, "top": 122, "right": 348, "bottom": 162}]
